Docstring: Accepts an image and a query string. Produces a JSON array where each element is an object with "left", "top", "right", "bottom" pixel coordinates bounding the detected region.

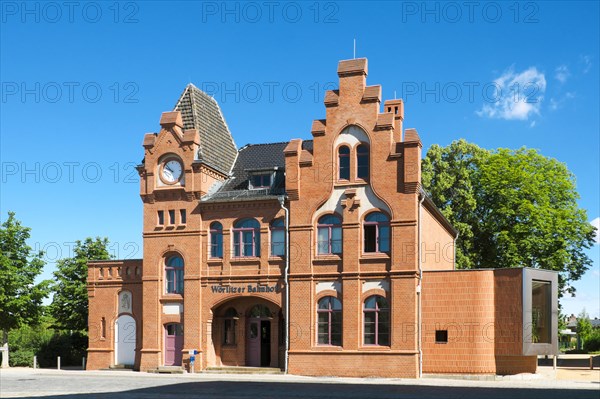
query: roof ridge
[{"left": 239, "top": 141, "right": 292, "bottom": 150}]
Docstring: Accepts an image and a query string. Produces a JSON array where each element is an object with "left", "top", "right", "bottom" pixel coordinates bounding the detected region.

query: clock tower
[{"left": 136, "top": 85, "right": 237, "bottom": 370}]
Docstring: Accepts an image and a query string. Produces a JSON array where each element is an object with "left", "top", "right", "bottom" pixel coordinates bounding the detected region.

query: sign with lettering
[{"left": 210, "top": 283, "right": 282, "bottom": 294}]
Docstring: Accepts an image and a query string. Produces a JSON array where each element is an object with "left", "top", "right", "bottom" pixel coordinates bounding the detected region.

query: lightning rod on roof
[{"left": 353, "top": 39, "right": 356, "bottom": 59}]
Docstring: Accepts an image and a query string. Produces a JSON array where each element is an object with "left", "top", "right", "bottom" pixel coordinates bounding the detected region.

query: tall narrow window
[
  {"left": 364, "top": 295, "right": 390, "bottom": 346},
  {"left": 210, "top": 222, "right": 223, "bottom": 258},
  {"left": 165, "top": 255, "right": 184, "bottom": 294},
  {"left": 223, "top": 308, "right": 238, "bottom": 345},
  {"left": 338, "top": 146, "right": 350, "bottom": 180},
  {"left": 317, "top": 296, "right": 342, "bottom": 346},
  {"left": 271, "top": 219, "right": 285, "bottom": 256},
  {"left": 233, "top": 218, "right": 260, "bottom": 257},
  {"left": 101, "top": 317, "right": 106, "bottom": 339},
  {"left": 364, "top": 212, "right": 390, "bottom": 253},
  {"left": 180, "top": 209, "right": 186, "bottom": 224},
  {"left": 168, "top": 210, "right": 175, "bottom": 225},
  {"left": 157, "top": 210, "right": 164, "bottom": 226},
  {"left": 356, "top": 144, "right": 369, "bottom": 180},
  {"left": 317, "top": 215, "right": 342, "bottom": 255},
  {"left": 532, "top": 280, "right": 551, "bottom": 343}
]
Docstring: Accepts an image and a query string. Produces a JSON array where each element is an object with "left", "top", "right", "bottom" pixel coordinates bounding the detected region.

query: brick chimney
[{"left": 383, "top": 99, "right": 404, "bottom": 142}]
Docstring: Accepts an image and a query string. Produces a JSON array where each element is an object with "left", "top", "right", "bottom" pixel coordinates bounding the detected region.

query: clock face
[{"left": 161, "top": 159, "right": 183, "bottom": 184}]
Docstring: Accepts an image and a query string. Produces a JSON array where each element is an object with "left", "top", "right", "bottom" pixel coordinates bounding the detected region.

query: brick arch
[
  {"left": 315, "top": 289, "right": 341, "bottom": 303},
  {"left": 210, "top": 294, "right": 282, "bottom": 318},
  {"left": 335, "top": 123, "right": 372, "bottom": 145},
  {"left": 361, "top": 290, "right": 390, "bottom": 304}
]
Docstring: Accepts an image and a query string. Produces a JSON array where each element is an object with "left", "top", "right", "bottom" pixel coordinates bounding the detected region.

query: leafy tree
[
  {"left": 577, "top": 309, "right": 593, "bottom": 347},
  {"left": 49, "top": 237, "right": 112, "bottom": 332},
  {"left": 422, "top": 140, "right": 596, "bottom": 296},
  {"left": 0, "top": 212, "right": 50, "bottom": 367}
]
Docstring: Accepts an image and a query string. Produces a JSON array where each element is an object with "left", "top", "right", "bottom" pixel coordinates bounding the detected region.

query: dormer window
[{"left": 249, "top": 172, "right": 273, "bottom": 189}]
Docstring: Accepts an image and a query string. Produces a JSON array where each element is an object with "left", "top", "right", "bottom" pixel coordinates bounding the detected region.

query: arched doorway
[
  {"left": 211, "top": 298, "right": 281, "bottom": 368},
  {"left": 114, "top": 315, "right": 136, "bottom": 366}
]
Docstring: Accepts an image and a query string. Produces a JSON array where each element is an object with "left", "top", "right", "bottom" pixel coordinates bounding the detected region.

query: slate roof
[
  {"left": 174, "top": 84, "right": 237, "bottom": 174},
  {"left": 202, "top": 142, "right": 289, "bottom": 202}
]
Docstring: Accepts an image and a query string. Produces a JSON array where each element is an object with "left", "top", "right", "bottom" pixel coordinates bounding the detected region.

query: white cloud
[
  {"left": 581, "top": 55, "right": 592, "bottom": 73},
  {"left": 555, "top": 65, "right": 570, "bottom": 83},
  {"left": 549, "top": 92, "right": 576, "bottom": 111},
  {"left": 591, "top": 217, "right": 600, "bottom": 244},
  {"left": 477, "top": 66, "right": 546, "bottom": 121}
]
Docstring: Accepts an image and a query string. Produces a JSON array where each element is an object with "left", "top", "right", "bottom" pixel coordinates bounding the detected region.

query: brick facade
[{"left": 86, "top": 58, "right": 558, "bottom": 377}]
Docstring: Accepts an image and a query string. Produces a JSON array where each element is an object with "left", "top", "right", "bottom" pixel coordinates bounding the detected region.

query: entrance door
[
  {"left": 260, "top": 320, "right": 271, "bottom": 367},
  {"left": 246, "top": 319, "right": 271, "bottom": 367},
  {"left": 165, "top": 324, "right": 183, "bottom": 366},
  {"left": 115, "top": 315, "right": 136, "bottom": 366},
  {"left": 246, "top": 320, "right": 261, "bottom": 367}
]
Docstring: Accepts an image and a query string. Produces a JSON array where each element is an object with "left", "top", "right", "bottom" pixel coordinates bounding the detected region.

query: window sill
[
  {"left": 360, "top": 345, "right": 391, "bottom": 350},
  {"left": 207, "top": 258, "right": 223, "bottom": 264},
  {"left": 314, "top": 345, "right": 343, "bottom": 351},
  {"left": 334, "top": 181, "right": 368, "bottom": 188},
  {"left": 360, "top": 252, "right": 390, "bottom": 260},
  {"left": 314, "top": 254, "right": 342, "bottom": 263},
  {"left": 160, "top": 294, "right": 184, "bottom": 302},
  {"left": 230, "top": 257, "right": 261, "bottom": 264}
]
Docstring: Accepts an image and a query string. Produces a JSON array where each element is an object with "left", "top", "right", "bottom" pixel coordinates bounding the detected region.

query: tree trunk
[{"left": 1, "top": 329, "right": 8, "bottom": 368}]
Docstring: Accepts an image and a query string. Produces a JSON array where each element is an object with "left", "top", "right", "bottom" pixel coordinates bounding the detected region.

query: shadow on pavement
[{"left": 3, "top": 380, "right": 599, "bottom": 399}]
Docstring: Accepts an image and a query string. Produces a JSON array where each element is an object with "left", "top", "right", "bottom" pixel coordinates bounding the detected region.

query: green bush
[
  {"left": 38, "top": 332, "right": 88, "bottom": 367},
  {"left": 583, "top": 330, "right": 600, "bottom": 352},
  {"left": 9, "top": 350, "right": 35, "bottom": 367},
  {"left": 8, "top": 321, "right": 88, "bottom": 368}
]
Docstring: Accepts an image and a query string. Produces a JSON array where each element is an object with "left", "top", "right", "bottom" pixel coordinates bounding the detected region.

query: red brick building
[{"left": 87, "top": 58, "right": 558, "bottom": 377}]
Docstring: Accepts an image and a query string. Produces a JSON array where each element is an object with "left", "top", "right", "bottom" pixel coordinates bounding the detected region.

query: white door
[{"left": 115, "top": 315, "right": 136, "bottom": 366}]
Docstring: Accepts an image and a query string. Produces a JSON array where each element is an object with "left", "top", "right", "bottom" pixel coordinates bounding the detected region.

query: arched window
[
  {"left": 317, "top": 296, "right": 342, "bottom": 346},
  {"left": 364, "top": 295, "right": 390, "bottom": 346},
  {"left": 165, "top": 255, "right": 184, "bottom": 294},
  {"left": 233, "top": 218, "right": 260, "bottom": 257},
  {"left": 317, "top": 215, "right": 342, "bottom": 255},
  {"left": 356, "top": 144, "right": 369, "bottom": 180},
  {"left": 223, "top": 308, "right": 238, "bottom": 345},
  {"left": 248, "top": 304, "right": 271, "bottom": 318},
  {"left": 338, "top": 146, "right": 350, "bottom": 180},
  {"left": 364, "top": 212, "right": 390, "bottom": 253},
  {"left": 210, "top": 222, "right": 223, "bottom": 258},
  {"left": 270, "top": 219, "right": 285, "bottom": 256}
]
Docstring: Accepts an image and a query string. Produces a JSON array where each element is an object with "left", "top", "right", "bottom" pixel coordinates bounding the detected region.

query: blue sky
[{"left": 1, "top": 1, "right": 598, "bottom": 318}]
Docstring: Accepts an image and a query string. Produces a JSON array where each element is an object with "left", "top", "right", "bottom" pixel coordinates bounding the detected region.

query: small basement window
[
  {"left": 250, "top": 173, "right": 272, "bottom": 189},
  {"left": 435, "top": 330, "right": 448, "bottom": 343}
]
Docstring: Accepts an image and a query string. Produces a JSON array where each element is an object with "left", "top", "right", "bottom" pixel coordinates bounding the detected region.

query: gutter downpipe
[
  {"left": 278, "top": 196, "right": 290, "bottom": 374},
  {"left": 418, "top": 193, "right": 425, "bottom": 378}
]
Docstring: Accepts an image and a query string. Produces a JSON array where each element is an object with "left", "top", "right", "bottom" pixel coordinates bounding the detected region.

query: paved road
[{"left": 0, "top": 368, "right": 598, "bottom": 399}]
